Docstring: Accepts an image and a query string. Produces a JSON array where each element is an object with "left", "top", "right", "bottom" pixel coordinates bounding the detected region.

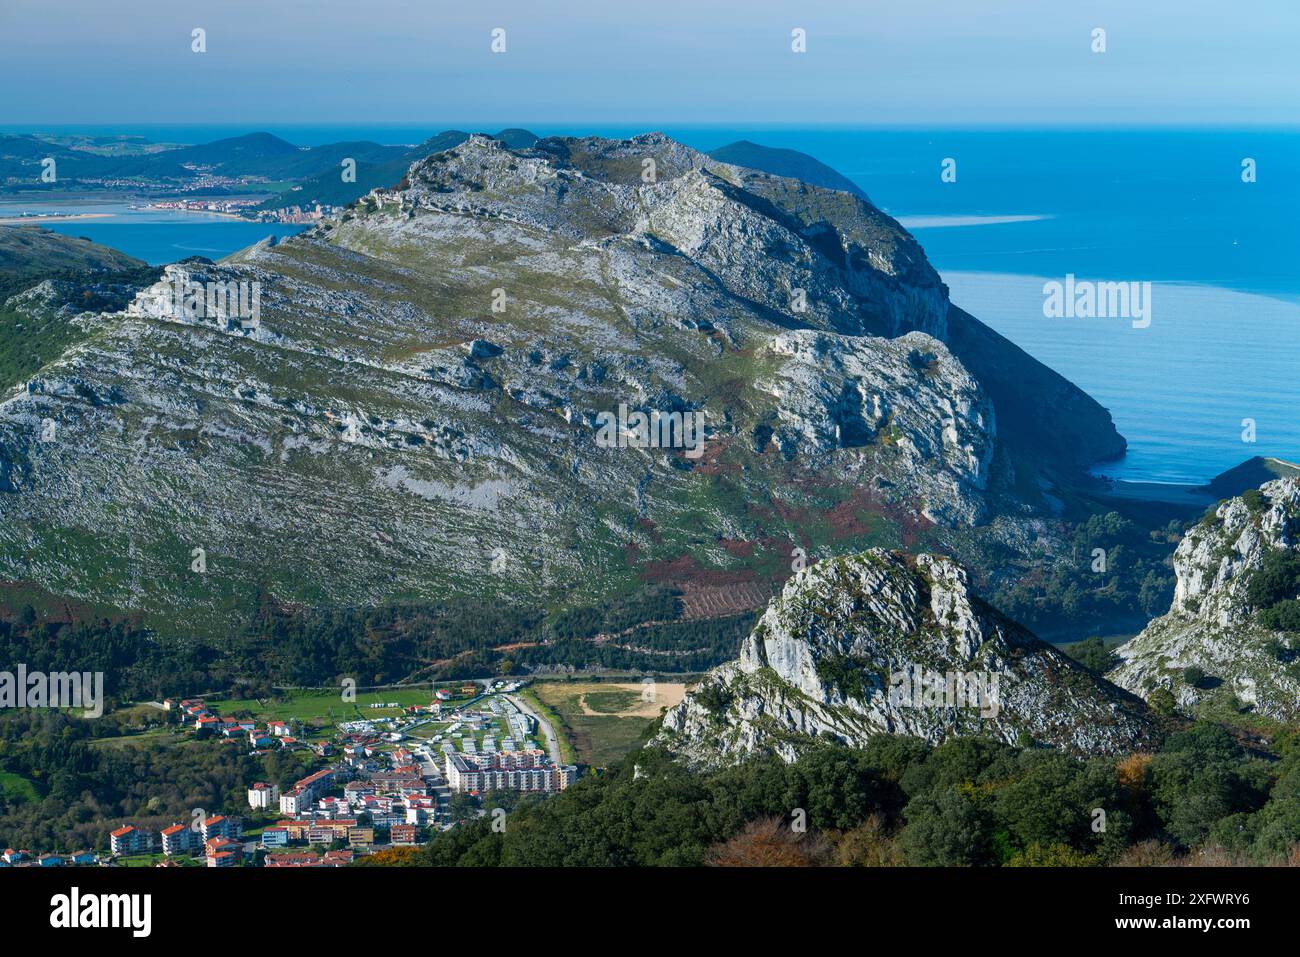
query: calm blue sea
[
  {"left": 6, "top": 125, "right": 1299, "bottom": 484},
  {"left": 0, "top": 199, "right": 304, "bottom": 265}
]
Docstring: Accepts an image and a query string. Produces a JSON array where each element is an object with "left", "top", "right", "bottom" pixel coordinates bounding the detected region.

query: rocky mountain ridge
[
  {"left": 0, "top": 132, "right": 1124, "bottom": 631},
  {"left": 655, "top": 548, "right": 1161, "bottom": 767}
]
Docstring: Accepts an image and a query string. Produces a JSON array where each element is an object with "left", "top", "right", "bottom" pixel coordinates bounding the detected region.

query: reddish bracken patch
[
  {"left": 636, "top": 554, "right": 777, "bottom": 619},
  {"left": 767, "top": 478, "right": 933, "bottom": 550},
  {"left": 719, "top": 538, "right": 755, "bottom": 558},
  {"left": 679, "top": 582, "right": 774, "bottom": 620},
  {"left": 492, "top": 641, "right": 540, "bottom": 653},
  {"left": 824, "top": 494, "right": 876, "bottom": 537},
  {"left": 0, "top": 580, "right": 143, "bottom": 629},
  {"left": 688, "top": 435, "right": 742, "bottom": 476}
]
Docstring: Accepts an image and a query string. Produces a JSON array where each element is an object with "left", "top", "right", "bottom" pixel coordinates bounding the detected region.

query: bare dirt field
[{"left": 533, "top": 680, "right": 690, "bottom": 767}]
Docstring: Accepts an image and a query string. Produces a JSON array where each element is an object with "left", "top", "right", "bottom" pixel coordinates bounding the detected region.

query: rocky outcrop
[
  {"left": 655, "top": 549, "right": 1159, "bottom": 768},
  {"left": 761, "top": 329, "right": 995, "bottom": 524},
  {"left": 1110, "top": 477, "right": 1300, "bottom": 720},
  {"left": 401, "top": 132, "right": 950, "bottom": 341}
]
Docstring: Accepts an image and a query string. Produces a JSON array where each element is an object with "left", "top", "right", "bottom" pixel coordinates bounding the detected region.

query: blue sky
[{"left": 2, "top": 0, "right": 1296, "bottom": 127}]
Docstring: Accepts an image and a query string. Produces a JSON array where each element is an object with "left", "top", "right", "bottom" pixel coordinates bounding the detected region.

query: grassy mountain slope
[{"left": 0, "top": 226, "right": 145, "bottom": 279}]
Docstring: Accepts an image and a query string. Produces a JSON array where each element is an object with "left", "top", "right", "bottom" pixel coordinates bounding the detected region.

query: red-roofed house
[
  {"left": 160, "top": 823, "right": 197, "bottom": 856},
  {"left": 200, "top": 815, "right": 242, "bottom": 842},
  {"left": 195, "top": 715, "right": 220, "bottom": 736},
  {"left": 110, "top": 825, "right": 153, "bottom": 856},
  {"left": 204, "top": 836, "right": 242, "bottom": 867},
  {"left": 248, "top": 782, "right": 279, "bottom": 809}
]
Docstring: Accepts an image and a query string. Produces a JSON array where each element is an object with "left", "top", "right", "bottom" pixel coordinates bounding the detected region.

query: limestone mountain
[
  {"left": 1109, "top": 475, "right": 1300, "bottom": 721},
  {"left": 654, "top": 549, "right": 1160, "bottom": 768},
  {"left": 0, "top": 132, "right": 1122, "bottom": 632}
]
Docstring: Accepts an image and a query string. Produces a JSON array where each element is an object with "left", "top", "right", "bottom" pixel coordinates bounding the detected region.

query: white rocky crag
[
  {"left": 762, "top": 329, "right": 994, "bottom": 524},
  {"left": 655, "top": 549, "right": 1158, "bottom": 768},
  {"left": 1109, "top": 477, "right": 1300, "bottom": 720}
]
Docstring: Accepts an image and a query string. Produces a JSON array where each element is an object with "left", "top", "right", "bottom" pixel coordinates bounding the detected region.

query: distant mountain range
[
  {"left": 1, "top": 129, "right": 876, "bottom": 213},
  {"left": 0, "top": 130, "right": 408, "bottom": 193}
]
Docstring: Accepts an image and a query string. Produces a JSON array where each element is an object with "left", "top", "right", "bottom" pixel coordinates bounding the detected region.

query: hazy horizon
[{"left": 3, "top": 0, "right": 1296, "bottom": 127}]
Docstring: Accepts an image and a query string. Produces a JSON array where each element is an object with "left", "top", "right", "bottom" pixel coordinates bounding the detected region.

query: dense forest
[
  {"left": 991, "top": 510, "right": 1178, "bottom": 639},
  {"left": 0, "top": 612, "right": 210, "bottom": 702},
  {"left": 0, "top": 583, "right": 753, "bottom": 702},
  {"left": 0, "top": 708, "right": 314, "bottom": 852},
  {"left": 362, "top": 724, "right": 1300, "bottom": 867}
]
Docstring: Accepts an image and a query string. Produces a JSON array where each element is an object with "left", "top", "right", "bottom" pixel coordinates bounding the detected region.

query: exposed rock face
[
  {"left": 761, "top": 329, "right": 995, "bottom": 525},
  {"left": 1110, "top": 478, "right": 1300, "bottom": 720},
  {"left": 401, "top": 133, "right": 949, "bottom": 340},
  {"left": 655, "top": 550, "right": 1159, "bottom": 768},
  {"left": 0, "top": 132, "right": 1120, "bottom": 629}
]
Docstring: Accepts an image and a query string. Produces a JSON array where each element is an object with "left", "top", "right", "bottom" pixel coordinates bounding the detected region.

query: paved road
[{"left": 504, "top": 693, "right": 563, "bottom": 765}]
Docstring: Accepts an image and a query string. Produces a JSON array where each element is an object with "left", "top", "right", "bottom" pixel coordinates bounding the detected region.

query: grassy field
[
  {"left": 89, "top": 727, "right": 191, "bottom": 750},
  {"left": 209, "top": 687, "right": 454, "bottom": 726},
  {"left": 118, "top": 852, "right": 203, "bottom": 867},
  {"left": 516, "top": 689, "right": 579, "bottom": 765},
  {"left": 0, "top": 770, "right": 38, "bottom": 804},
  {"left": 530, "top": 680, "right": 688, "bottom": 769}
]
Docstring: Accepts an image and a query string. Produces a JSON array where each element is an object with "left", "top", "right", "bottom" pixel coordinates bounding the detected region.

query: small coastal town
[
  {"left": 1, "top": 681, "right": 577, "bottom": 868},
  {"left": 142, "top": 198, "right": 341, "bottom": 223}
]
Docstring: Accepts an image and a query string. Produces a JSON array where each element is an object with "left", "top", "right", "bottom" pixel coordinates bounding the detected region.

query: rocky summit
[
  {"left": 1110, "top": 476, "right": 1300, "bottom": 720},
  {"left": 0, "top": 133, "right": 1120, "bottom": 629},
  {"left": 655, "top": 549, "right": 1160, "bottom": 768}
]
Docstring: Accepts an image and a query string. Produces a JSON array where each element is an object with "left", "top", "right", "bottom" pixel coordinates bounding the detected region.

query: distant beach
[
  {"left": 137, "top": 205, "right": 252, "bottom": 221},
  {"left": 897, "top": 213, "right": 1051, "bottom": 229},
  {"left": 0, "top": 212, "right": 112, "bottom": 225}
]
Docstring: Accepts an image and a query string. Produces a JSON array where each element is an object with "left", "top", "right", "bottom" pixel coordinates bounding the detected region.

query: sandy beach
[
  {"left": 897, "top": 213, "right": 1051, "bottom": 229},
  {"left": 0, "top": 212, "right": 113, "bottom": 225}
]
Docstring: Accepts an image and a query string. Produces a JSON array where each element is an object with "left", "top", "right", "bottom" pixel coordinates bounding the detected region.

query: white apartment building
[
  {"left": 444, "top": 751, "right": 578, "bottom": 794},
  {"left": 248, "top": 782, "right": 279, "bottom": 809}
]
